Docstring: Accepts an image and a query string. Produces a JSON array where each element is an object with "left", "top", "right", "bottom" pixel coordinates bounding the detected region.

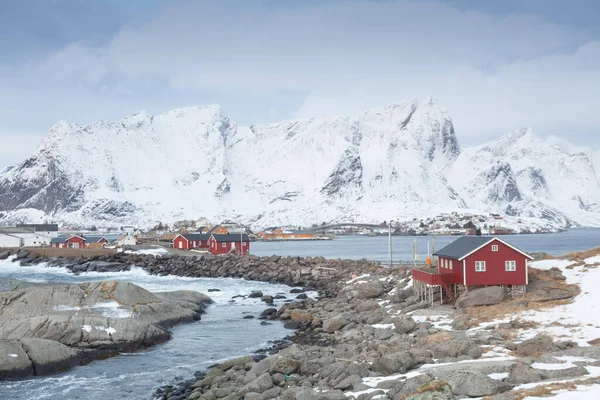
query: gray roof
[
  {"left": 181, "top": 233, "right": 210, "bottom": 241},
  {"left": 50, "top": 236, "right": 69, "bottom": 244},
  {"left": 84, "top": 235, "right": 107, "bottom": 243},
  {"left": 433, "top": 236, "right": 494, "bottom": 259},
  {"left": 212, "top": 234, "right": 250, "bottom": 243}
]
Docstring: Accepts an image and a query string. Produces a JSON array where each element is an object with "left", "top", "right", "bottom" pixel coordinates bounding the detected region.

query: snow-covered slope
[
  {"left": 450, "top": 128, "right": 600, "bottom": 227},
  {"left": 0, "top": 98, "right": 599, "bottom": 229}
]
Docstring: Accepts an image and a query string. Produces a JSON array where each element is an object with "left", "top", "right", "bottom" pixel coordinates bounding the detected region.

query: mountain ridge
[{"left": 1, "top": 97, "right": 599, "bottom": 229}]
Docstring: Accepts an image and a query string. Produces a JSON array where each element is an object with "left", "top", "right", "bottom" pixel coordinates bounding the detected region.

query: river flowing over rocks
[{"left": 1, "top": 249, "right": 599, "bottom": 400}]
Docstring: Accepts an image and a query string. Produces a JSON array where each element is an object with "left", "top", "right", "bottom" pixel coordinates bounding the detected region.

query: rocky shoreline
[{"left": 1, "top": 249, "right": 596, "bottom": 400}]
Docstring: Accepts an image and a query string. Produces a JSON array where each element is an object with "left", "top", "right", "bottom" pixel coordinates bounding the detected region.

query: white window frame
[
  {"left": 221, "top": 242, "right": 226, "bottom": 248},
  {"left": 475, "top": 261, "right": 486, "bottom": 272},
  {"left": 491, "top": 245, "right": 498, "bottom": 252},
  {"left": 449, "top": 260, "right": 453, "bottom": 270},
  {"left": 505, "top": 260, "right": 516, "bottom": 272}
]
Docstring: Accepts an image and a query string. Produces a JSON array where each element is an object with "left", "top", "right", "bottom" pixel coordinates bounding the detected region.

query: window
[
  {"left": 222, "top": 243, "right": 226, "bottom": 248},
  {"left": 492, "top": 245, "right": 498, "bottom": 252},
  {"left": 505, "top": 260, "right": 516, "bottom": 271},
  {"left": 475, "top": 261, "right": 486, "bottom": 272},
  {"left": 449, "top": 260, "right": 453, "bottom": 270}
]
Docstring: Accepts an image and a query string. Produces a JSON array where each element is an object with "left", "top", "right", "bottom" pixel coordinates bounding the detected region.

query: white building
[
  {"left": 0, "top": 232, "right": 52, "bottom": 248},
  {"left": 115, "top": 234, "right": 137, "bottom": 247}
]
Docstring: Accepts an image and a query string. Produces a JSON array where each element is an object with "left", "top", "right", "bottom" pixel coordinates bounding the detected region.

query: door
[{"left": 178, "top": 241, "right": 183, "bottom": 249}]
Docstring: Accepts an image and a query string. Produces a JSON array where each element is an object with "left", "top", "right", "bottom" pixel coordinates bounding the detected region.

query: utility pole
[{"left": 388, "top": 222, "right": 392, "bottom": 267}]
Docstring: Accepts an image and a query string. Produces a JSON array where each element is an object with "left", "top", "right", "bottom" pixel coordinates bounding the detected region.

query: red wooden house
[
  {"left": 173, "top": 233, "right": 209, "bottom": 250},
  {"left": 173, "top": 225, "right": 232, "bottom": 251},
  {"left": 50, "top": 235, "right": 86, "bottom": 249},
  {"left": 412, "top": 236, "right": 533, "bottom": 303},
  {"left": 209, "top": 234, "right": 250, "bottom": 255}
]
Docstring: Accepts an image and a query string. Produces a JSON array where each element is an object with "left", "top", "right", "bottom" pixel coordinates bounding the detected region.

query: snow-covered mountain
[{"left": 1, "top": 97, "right": 599, "bottom": 229}]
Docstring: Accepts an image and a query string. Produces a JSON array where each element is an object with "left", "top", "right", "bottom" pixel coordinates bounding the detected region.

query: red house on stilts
[{"left": 412, "top": 236, "right": 533, "bottom": 304}]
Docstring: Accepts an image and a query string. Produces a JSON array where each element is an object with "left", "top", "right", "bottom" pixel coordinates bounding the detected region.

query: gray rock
[
  {"left": 20, "top": 338, "right": 81, "bottom": 375},
  {"left": 239, "top": 372, "right": 274, "bottom": 396},
  {"left": 456, "top": 286, "right": 505, "bottom": 308},
  {"left": 404, "top": 382, "right": 455, "bottom": 400},
  {"left": 356, "top": 281, "right": 386, "bottom": 299},
  {"left": 356, "top": 301, "right": 381, "bottom": 312},
  {"left": 448, "top": 370, "right": 512, "bottom": 397},
  {"left": 392, "top": 375, "right": 433, "bottom": 398},
  {"left": 538, "top": 366, "right": 589, "bottom": 380},
  {"left": 334, "top": 374, "right": 363, "bottom": 390},
  {"left": 371, "top": 351, "right": 415, "bottom": 374},
  {"left": 450, "top": 315, "right": 473, "bottom": 331},
  {"left": 0, "top": 340, "right": 33, "bottom": 379},
  {"left": 0, "top": 251, "right": 9, "bottom": 260},
  {"left": 269, "top": 355, "right": 300, "bottom": 375},
  {"left": 394, "top": 315, "right": 417, "bottom": 334},
  {"left": 323, "top": 315, "right": 348, "bottom": 333},
  {"left": 516, "top": 334, "right": 560, "bottom": 357},
  {"left": 505, "top": 362, "right": 542, "bottom": 384},
  {"left": 426, "top": 338, "right": 482, "bottom": 359},
  {"left": 220, "top": 355, "right": 255, "bottom": 371}
]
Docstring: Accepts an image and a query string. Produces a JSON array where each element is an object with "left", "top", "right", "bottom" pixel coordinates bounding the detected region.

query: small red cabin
[
  {"left": 412, "top": 236, "right": 533, "bottom": 303},
  {"left": 173, "top": 233, "right": 210, "bottom": 250},
  {"left": 209, "top": 234, "right": 250, "bottom": 255}
]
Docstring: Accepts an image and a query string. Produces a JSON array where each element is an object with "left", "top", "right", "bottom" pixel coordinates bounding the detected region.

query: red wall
[
  {"left": 173, "top": 236, "right": 189, "bottom": 250},
  {"left": 463, "top": 239, "right": 528, "bottom": 286},
  {"left": 66, "top": 236, "right": 86, "bottom": 248},
  {"left": 209, "top": 237, "right": 250, "bottom": 255},
  {"left": 437, "top": 256, "right": 462, "bottom": 284}
]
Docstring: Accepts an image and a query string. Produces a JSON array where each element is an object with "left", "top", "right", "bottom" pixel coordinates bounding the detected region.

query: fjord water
[
  {"left": 251, "top": 228, "right": 600, "bottom": 262},
  {"left": 0, "top": 261, "right": 295, "bottom": 400}
]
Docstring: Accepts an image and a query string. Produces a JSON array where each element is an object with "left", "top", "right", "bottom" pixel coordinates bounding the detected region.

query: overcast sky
[{"left": 1, "top": 0, "right": 599, "bottom": 168}]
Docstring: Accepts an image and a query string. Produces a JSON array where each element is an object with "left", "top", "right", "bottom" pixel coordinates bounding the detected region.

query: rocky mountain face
[{"left": 0, "top": 98, "right": 599, "bottom": 229}]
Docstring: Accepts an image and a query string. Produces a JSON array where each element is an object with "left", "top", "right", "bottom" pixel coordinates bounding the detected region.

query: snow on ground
[
  {"left": 346, "top": 274, "right": 370, "bottom": 284},
  {"left": 488, "top": 372, "right": 509, "bottom": 380},
  {"left": 524, "top": 384, "right": 600, "bottom": 399},
  {"left": 469, "top": 257, "right": 600, "bottom": 346},
  {"left": 126, "top": 247, "right": 169, "bottom": 256},
  {"left": 53, "top": 301, "right": 131, "bottom": 318}
]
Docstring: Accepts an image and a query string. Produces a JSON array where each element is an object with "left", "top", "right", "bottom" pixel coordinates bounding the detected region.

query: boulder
[
  {"left": 448, "top": 370, "right": 512, "bottom": 397},
  {"left": 239, "top": 373, "right": 274, "bottom": 396},
  {"left": 394, "top": 315, "right": 416, "bottom": 334},
  {"left": 269, "top": 355, "right": 300, "bottom": 375},
  {"left": 426, "top": 338, "right": 482, "bottom": 359},
  {"left": 456, "top": 286, "right": 505, "bottom": 308},
  {"left": 220, "top": 355, "right": 254, "bottom": 371},
  {"left": 371, "top": 351, "right": 415, "bottom": 374},
  {"left": 20, "top": 338, "right": 81, "bottom": 375},
  {"left": 248, "top": 291, "right": 263, "bottom": 298},
  {"left": 0, "top": 251, "right": 9, "bottom": 260},
  {"left": 404, "top": 382, "right": 455, "bottom": 400},
  {"left": 323, "top": 315, "right": 348, "bottom": 333},
  {"left": 259, "top": 308, "right": 277, "bottom": 320},
  {"left": 505, "top": 362, "right": 542, "bottom": 385},
  {"left": 516, "top": 334, "right": 559, "bottom": 357},
  {"left": 0, "top": 340, "right": 33, "bottom": 379},
  {"left": 356, "top": 281, "right": 386, "bottom": 299},
  {"left": 538, "top": 366, "right": 588, "bottom": 380}
]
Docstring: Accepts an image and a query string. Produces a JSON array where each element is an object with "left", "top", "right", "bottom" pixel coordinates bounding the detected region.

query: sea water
[{"left": 0, "top": 258, "right": 303, "bottom": 399}]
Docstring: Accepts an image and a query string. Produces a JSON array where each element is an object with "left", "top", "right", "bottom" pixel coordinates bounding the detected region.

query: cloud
[{"left": 4, "top": 0, "right": 600, "bottom": 156}]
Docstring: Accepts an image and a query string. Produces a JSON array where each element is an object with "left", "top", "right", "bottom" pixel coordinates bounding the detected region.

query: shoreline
[{"left": 3, "top": 248, "right": 600, "bottom": 400}]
